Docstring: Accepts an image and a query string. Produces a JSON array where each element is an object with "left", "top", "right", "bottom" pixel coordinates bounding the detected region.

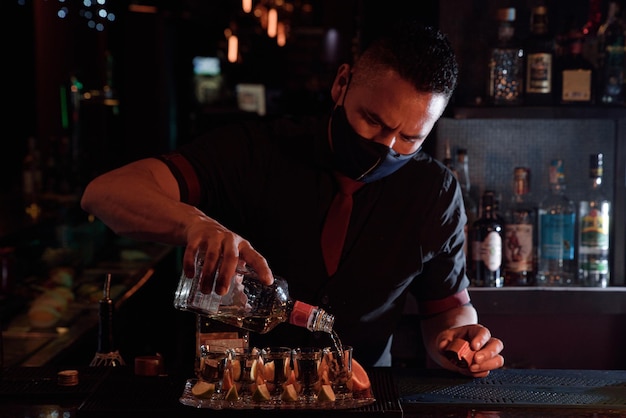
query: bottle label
[
  {"left": 580, "top": 205, "right": 610, "bottom": 249},
  {"left": 580, "top": 257, "right": 609, "bottom": 275},
  {"left": 504, "top": 223, "right": 534, "bottom": 272},
  {"left": 290, "top": 300, "right": 315, "bottom": 328},
  {"left": 540, "top": 213, "right": 575, "bottom": 260},
  {"left": 480, "top": 231, "right": 502, "bottom": 272},
  {"left": 527, "top": 53, "right": 553, "bottom": 93},
  {"left": 562, "top": 69, "right": 592, "bottom": 102}
]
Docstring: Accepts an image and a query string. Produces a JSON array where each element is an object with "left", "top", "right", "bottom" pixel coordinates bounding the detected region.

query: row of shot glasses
[{"left": 194, "top": 345, "right": 354, "bottom": 406}]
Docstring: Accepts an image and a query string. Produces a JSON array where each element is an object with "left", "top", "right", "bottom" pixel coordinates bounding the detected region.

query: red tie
[{"left": 321, "top": 173, "right": 364, "bottom": 276}]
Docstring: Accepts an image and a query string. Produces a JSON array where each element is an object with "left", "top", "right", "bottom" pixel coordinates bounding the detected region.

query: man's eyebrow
[{"left": 365, "top": 109, "right": 422, "bottom": 140}]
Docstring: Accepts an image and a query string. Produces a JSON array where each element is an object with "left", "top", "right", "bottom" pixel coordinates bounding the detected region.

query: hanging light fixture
[
  {"left": 242, "top": 0, "right": 253, "bottom": 13},
  {"left": 267, "top": 8, "right": 278, "bottom": 38}
]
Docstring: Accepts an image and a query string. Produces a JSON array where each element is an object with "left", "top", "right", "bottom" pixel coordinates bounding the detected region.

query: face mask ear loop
[{"left": 341, "top": 73, "right": 352, "bottom": 107}]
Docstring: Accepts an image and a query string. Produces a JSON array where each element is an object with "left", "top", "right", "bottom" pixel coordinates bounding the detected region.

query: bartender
[{"left": 80, "top": 21, "right": 504, "bottom": 376}]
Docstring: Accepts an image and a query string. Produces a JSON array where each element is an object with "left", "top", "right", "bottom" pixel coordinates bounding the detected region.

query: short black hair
[{"left": 353, "top": 22, "right": 458, "bottom": 99}]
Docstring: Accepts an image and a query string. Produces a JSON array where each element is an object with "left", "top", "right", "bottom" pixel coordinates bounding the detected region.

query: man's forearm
[{"left": 81, "top": 160, "right": 199, "bottom": 246}]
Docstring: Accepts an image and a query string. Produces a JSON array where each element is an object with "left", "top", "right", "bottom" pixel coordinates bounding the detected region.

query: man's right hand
[{"left": 183, "top": 216, "right": 273, "bottom": 295}]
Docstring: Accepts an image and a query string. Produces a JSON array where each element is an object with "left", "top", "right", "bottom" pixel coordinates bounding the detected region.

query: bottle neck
[
  {"left": 550, "top": 181, "right": 567, "bottom": 195},
  {"left": 483, "top": 204, "right": 497, "bottom": 219},
  {"left": 456, "top": 152, "right": 471, "bottom": 194},
  {"left": 480, "top": 193, "right": 498, "bottom": 219},
  {"left": 498, "top": 21, "right": 515, "bottom": 42},
  {"left": 289, "top": 300, "right": 334, "bottom": 333},
  {"left": 589, "top": 175, "right": 603, "bottom": 190}
]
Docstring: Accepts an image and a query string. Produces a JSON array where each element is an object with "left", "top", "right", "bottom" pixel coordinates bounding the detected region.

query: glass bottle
[
  {"left": 582, "top": 0, "right": 604, "bottom": 68},
  {"left": 578, "top": 153, "right": 611, "bottom": 287},
  {"left": 443, "top": 140, "right": 457, "bottom": 179},
  {"left": 456, "top": 148, "right": 478, "bottom": 271},
  {"left": 90, "top": 274, "right": 126, "bottom": 367},
  {"left": 524, "top": 5, "right": 555, "bottom": 105},
  {"left": 0, "top": 247, "right": 17, "bottom": 296},
  {"left": 597, "top": 0, "right": 626, "bottom": 105},
  {"left": 174, "top": 255, "right": 335, "bottom": 334},
  {"left": 537, "top": 159, "right": 577, "bottom": 286},
  {"left": 470, "top": 190, "right": 504, "bottom": 288},
  {"left": 22, "top": 136, "right": 43, "bottom": 223},
  {"left": 556, "top": 27, "right": 595, "bottom": 105},
  {"left": 503, "top": 167, "right": 536, "bottom": 286},
  {"left": 487, "top": 7, "right": 524, "bottom": 105}
]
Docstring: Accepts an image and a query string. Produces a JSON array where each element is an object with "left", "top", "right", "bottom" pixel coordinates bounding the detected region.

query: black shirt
[{"left": 160, "top": 114, "right": 470, "bottom": 366}]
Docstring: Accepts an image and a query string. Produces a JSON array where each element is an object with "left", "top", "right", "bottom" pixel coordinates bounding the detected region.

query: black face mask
[{"left": 329, "top": 104, "right": 420, "bottom": 183}]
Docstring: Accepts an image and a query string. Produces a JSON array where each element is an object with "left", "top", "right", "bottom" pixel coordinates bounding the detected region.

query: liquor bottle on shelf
[
  {"left": 597, "top": 0, "right": 626, "bottom": 105},
  {"left": 174, "top": 255, "right": 335, "bottom": 334},
  {"left": 503, "top": 167, "right": 536, "bottom": 286},
  {"left": 578, "top": 153, "right": 611, "bottom": 287},
  {"left": 443, "top": 140, "right": 458, "bottom": 178},
  {"left": 487, "top": 7, "right": 524, "bottom": 105},
  {"left": 456, "top": 148, "right": 478, "bottom": 268},
  {"left": 556, "top": 27, "right": 595, "bottom": 105},
  {"left": 537, "top": 159, "right": 577, "bottom": 286},
  {"left": 524, "top": 5, "right": 555, "bottom": 105},
  {"left": 581, "top": 0, "right": 604, "bottom": 69},
  {"left": 470, "top": 190, "right": 504, "bottom": 288},
  {"left": 22, "top": 136, "right": 43, "bottom": 223}
]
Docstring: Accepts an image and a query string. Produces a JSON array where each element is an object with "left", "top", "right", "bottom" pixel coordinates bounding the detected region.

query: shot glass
[
  {"left": 322, "top": 345, "right": 353, "bottom": 400},
  {"left": 196, "top": 344, "right": 230, "bottom": 398},
  {"left": 225, "top": 347, "right": 262, "bottom": 402},
  {"left": 260, "top": 346, "right": 293, "bottom": 401},
  {"left": 293, "top": 347, "right": 323, "bottom": 403}
]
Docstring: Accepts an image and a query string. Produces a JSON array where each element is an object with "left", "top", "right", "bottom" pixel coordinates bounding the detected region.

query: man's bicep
[{"left": 142, "top": 157, "right": 183, "bottom": 201}]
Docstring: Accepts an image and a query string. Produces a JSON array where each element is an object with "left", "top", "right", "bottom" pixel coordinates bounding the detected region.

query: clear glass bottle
[
  {"left": 578, "top": 153, "right": 611, "bottom": 287},
  {"left": 524, "top": 5, "right": 555, "bottom": 105},
  {"left": 503, "top": 167, "right": 536, "bottom": 286},
  {"left": 537, "top": 159, "right": 577, "bottom": 286},
  {"left": 487, "top": 7, "right": 524, "bottom": 105},
  {"left": 470, "top": 190, "right": 504, "bottom": 288},
  {"left": 174, "top": 256, "right": 335, "bottom": 334},
  {"left": 597, "top": 0, "right": 626, "bottom": 105}
]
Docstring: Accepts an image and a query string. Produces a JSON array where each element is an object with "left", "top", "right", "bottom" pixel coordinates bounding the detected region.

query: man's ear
[{"left": 331, "top": 63, "right": 351, "bottom": 102}]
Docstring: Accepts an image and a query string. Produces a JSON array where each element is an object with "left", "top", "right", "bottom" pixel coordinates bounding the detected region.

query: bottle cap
[{"left": 290, "top": 301, "right": 315, "bottom": 328}]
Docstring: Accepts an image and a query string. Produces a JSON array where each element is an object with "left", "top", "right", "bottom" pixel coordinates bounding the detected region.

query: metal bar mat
[{"left": 398, "top": 369, "right": 626, "bottom": 409}]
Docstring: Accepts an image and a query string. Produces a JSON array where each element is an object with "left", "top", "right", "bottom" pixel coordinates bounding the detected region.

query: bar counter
[
  {"left": 1, "top": 240, "right": 175, "bottom": 368},
  {"left": 1, "top": 366, "right": 624, "bottom": 417}
]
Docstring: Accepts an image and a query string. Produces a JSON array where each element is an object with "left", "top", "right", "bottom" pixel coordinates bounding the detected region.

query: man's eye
[{"left": 363, "top": 114, "right": 380, "bottom": 127}]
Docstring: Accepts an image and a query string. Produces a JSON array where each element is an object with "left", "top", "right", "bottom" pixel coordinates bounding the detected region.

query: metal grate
[{"left": 399, "top": 368, "right": 626, "bottom": 408}]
